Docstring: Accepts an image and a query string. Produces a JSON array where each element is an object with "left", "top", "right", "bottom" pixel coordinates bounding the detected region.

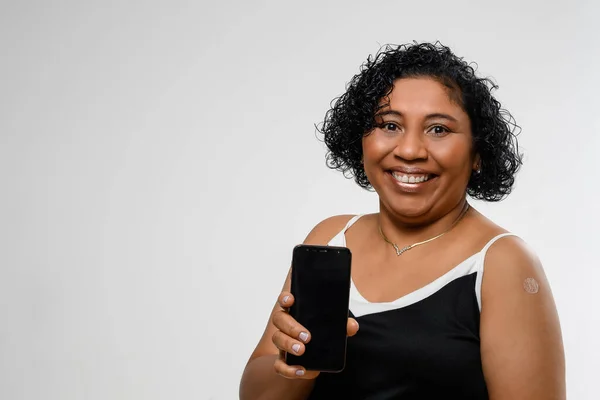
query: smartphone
[{"left": 285, "top": 244, "right": 352, "bottom": 373}]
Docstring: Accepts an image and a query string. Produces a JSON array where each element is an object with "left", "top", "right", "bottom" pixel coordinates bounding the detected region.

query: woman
[{"left": 239, "top": 42, "right": 565, "bottom": 399}]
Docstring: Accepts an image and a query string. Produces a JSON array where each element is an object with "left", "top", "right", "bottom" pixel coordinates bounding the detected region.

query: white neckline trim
[{"left": 349, "top": 253, "right": 479, "bottom": 317}]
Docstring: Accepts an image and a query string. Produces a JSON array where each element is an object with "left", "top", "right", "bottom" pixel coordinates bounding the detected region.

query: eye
[
  {"left": 428, "top": 125, "right": 450, "bottom": 136},
  {"left": 380, "top": 122, "right": 400, "bottom": 132}
]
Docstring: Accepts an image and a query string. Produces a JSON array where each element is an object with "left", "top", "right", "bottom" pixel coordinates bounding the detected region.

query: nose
[{"left": 392, "top": 129, "right": 428, "bottom": 161}]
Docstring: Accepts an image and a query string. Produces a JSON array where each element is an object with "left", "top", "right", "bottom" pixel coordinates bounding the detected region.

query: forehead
[{"left": 381, "top": 77, "right": 465, "bottom": 114}]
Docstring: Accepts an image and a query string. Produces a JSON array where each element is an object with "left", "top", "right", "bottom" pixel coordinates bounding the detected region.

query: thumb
[{"left": 347, "top": 318, "right": 359, "bottom": 337}]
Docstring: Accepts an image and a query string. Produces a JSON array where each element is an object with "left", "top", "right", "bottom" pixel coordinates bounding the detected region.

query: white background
[{"left": 1, "top": 0, "right": 598, "bottom": 399}]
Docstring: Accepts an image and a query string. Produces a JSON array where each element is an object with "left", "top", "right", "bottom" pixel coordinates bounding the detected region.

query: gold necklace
[{"left": 378, "top": 203, "right": 470, "bottom": 256}]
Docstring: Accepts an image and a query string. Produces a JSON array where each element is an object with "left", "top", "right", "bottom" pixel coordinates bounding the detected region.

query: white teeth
[{"left": 392, "top": 173, "right": 430, "bottom": 184}]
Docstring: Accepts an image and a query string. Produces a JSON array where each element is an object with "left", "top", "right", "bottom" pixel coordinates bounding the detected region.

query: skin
[{"left": 240, "top": 77, "right": 565, "bottom": 400}]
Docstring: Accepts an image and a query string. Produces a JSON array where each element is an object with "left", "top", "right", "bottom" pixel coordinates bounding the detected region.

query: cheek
[
  {"left": 430, "top": 139, "right": 473, "bottom": 170},
  {"left": 362, "top": 132, "right": 393, "bottom": 161}
]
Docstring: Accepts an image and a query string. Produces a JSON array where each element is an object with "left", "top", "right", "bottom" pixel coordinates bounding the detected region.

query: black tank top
[{"left": 308, "top": 215, "right": 514, "bottom": 399}]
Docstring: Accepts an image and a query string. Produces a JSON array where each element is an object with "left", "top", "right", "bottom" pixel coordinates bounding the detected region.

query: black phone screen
[{"left": 286, "top": 245, "right": 352, "bottom": 372}]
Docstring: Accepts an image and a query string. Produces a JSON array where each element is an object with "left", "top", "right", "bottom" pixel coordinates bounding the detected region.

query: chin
[{"left": 381, "top": 197, "right": 433, "bottom": 219}]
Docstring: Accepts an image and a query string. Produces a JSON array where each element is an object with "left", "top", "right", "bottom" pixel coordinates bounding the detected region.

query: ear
[{"left": 472, "top": 153, "right": 481, "bottom": 172}]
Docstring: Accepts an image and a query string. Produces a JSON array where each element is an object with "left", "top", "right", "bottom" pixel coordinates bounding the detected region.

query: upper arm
[
  {"left": 247, "top": 215, "right": 355, "bottom": 362},
  {"left": 480, "top": 237, "right": 565, "bottom": 400}
]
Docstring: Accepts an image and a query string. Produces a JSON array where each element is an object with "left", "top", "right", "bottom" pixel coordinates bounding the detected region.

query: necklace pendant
[
  {"left": 394, "top": 245, "right": 411, "bottom": 256},
  {"left": 379, "top": 202, "right": 470, "bottom": 257}
]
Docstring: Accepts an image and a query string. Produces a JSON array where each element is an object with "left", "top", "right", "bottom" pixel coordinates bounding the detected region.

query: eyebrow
[{"left": 375, "top": 110, "right": 458, "bottom": 122}]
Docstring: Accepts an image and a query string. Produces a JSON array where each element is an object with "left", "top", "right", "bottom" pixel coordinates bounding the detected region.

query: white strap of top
[
  {"left": 475, "top": 232, "right": 519, "bottom": 311},
  {"left": 327, "top": 214, "right": 364, "bottom": 247},
  {"left": 343, "top": 214, "right": 364, "bottom": 232},
  {"left": 481, "top": 232, "right": 518, "bottom": 254}
]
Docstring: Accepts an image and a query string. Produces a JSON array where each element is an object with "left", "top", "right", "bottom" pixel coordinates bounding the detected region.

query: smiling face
[{"left": 362, "top": 76, "right": 479, "bottom": 220}]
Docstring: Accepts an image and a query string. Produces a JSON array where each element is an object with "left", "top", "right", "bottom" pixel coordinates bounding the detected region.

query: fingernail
[
  {"left": 283, "top": 295, "right": 290, "bottom": 304},
  {"left": 292, "top": 344, "right": 301, "bottom": 353},
  {"left": 295, "top": 369, "right": 305, "bottom": 376},
  {"left": 299, "top": 332, "right": 308, "bottom": 342}
]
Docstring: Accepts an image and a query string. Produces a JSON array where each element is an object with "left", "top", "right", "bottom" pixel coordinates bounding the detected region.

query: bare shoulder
[
  {"left": 481, "top": 234, "right": 556, "bottom": 332},
  {"left": 302, "top": 214, "right": 357, "bottom": 245},
  {"left": 482, "top": 235, "right": 546, "bottom": 296}
]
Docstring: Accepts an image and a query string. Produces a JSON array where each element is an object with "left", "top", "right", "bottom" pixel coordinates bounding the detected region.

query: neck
[{"left": 378, "top": 198, "right": 469, "bottom": 246}]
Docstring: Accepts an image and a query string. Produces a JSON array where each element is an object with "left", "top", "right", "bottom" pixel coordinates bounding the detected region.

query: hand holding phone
[
  {"left": 285, "top": 244, "right": 353, "bottom": 372},
  {"left": 272, "top": 245, "right": 358, "bottom": 379},
  {"left": 271, "top": 297, "right": 359, "bottom": 379}
]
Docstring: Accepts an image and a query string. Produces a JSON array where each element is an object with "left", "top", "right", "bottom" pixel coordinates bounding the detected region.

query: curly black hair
[{"left": 318, "top": 42, "right": 522, "bottom": 202}]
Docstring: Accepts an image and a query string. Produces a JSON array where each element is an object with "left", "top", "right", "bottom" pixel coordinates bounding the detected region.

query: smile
[{"left": 391, "top": 172, "right": 432, "bottom": 184}]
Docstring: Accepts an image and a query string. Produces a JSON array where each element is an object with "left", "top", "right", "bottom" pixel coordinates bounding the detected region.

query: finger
[
  {"left": 274, "top": 357, "right": 320, "bottom": 380},
  {"left": 272, "top": 330, "right": 305, "bottom": 356},
  {"left": 278, "top": 292, "right": 294, "bottom": 309},
  {"left": 272, "top": 310, "right": 311, "bottom": 343},
  {"left": 347, "top": 318, "right": 360, "bottom": 337}
]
